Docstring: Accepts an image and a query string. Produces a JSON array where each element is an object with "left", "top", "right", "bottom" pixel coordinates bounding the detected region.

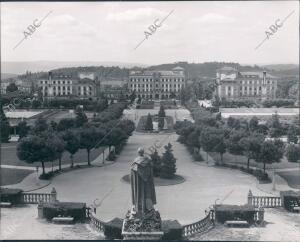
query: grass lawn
[
  {"left": 0, "top": 168, "right": 33, "bottom": 186},
  {"left": 1, "top": 142, "right": 106, "bottom": 168},
  {"left": 277, "top": 170, "right": 300, "bottom": 189},
  {"left": 209, "top": 151, "right": 299, "bottom": 170}
]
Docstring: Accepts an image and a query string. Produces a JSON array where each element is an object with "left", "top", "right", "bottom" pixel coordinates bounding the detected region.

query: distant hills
[
  {"left": 1, "top": 61, "right": 298, "bottom": 81},
  {"left": 1, "top": 61, "right": 148, "bottom": 75}
]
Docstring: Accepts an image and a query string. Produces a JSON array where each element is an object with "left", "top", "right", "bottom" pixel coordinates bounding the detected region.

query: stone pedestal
[{"left": 122, "top": 209, "right": 164, "bottom": 240}]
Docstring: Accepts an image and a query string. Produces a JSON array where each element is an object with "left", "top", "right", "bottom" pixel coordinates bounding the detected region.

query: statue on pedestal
[{"left": 122, "top": 147, "right": 162, "bottom": 238}]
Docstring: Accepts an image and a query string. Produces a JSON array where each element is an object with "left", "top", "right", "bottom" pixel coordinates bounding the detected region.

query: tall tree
[
  {"left": 249, "top": 116, "right": 259, "bottom": 132},
  {"left": 144, "top": 113, "right": 153, "bottom": 131},
  {"left": 79, "top": 126, "right": 99, "bottom": 165},
  {"left": 48, "top": 133, "right": 65, "bottom": 171},
  {"left": 17, "top": 121, "right": 30, "bottom": 139},
  {"left": 75, "top": 107, "right": 88, "bottom": 127},
  {"left": 150, "top": 149, "right": 161, "bottom": 177},
  {"left": 17, "top": 134, "right": 56, "bottom": 175},
  {"left": 287, "top": 125, "right": 298, "bottom": 144},
  {"left": 239, "top": 134, "right": 263, "bottom": 169},
  {"left": 160, "top": 143, "right": 177, "bottom": 179},
  {"left": 33, "top": 117, "right": 48, "bottom": 134},
  {"left": 285, "top": 144, "right": 300, "bottom": 163},
  {"left": 257, "top": 140, "right": 283, "bottom": 173},
  {"left": 62, "top": 130, "right": 80, "bottom": 168},
  {"left": 186, "top": 129, "right": 201, "bottom": 154},
  {"left": 158, "top": 105, "right": 166, "bottom": 118},
  {"left": 158, "top": 117, "right": 165, "bottom": 130},
  {"left": 226, "top": 130, "right": 245, "bottom": 157},
  {"left": 57, "top": 118, "right": 76, "bottom": 131},
  {"left": 0, "top": 106, "right": 10, "bottom": 142}
]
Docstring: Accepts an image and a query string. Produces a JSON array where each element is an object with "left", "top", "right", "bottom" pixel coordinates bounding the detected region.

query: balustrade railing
[
  {"left": 248, "top": 190, "right": 281, "bottom": 208},
  {"left": 182, "top": 210, "right": 214, "bottom": 237},
  {"left": 21, "top": 193, "right": 52, "bottom": 204},
  {"left": 90, "top": 211, "right": 106, "bottom": 233}
]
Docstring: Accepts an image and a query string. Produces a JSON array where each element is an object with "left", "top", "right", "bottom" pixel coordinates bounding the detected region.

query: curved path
[{"left": 36, "top": 132, "right": 269, "bottom": 225}]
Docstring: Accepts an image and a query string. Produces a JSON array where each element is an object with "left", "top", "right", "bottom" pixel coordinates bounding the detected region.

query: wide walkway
[{"left": 34, "top": 132, "right": 268, "bottom": 225}]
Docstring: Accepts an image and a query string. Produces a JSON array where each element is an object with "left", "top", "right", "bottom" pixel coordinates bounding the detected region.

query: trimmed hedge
[
  {"left": 43, "top": 202, "right": 86, "bottom": 222},
  {"left": 0, "top": 188, "right": 23, "bottom": 205},
  {"left": 214, "top": 204, "right": 256, "bottom": 224}
]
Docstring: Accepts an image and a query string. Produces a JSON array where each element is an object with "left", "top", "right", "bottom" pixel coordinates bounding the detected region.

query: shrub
[
  {"left": 42, "top": 202, "right": 87, "bottom": 222},
  {"left": 0, "top": 188, "right": 23, "bottom": 205},
  {"left": 162, "top": 220, "right": 183, "bottom": 240},
  {"left": 39, "top": 171, "right": 56, "bottom": 180},
  {"left": 215, "top": 204, "right": 256, "bottom": 224}
]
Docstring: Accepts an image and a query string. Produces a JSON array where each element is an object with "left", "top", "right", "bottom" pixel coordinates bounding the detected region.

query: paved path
[{"left": 32, "top": 132, "right": 269, "bottom": 225}]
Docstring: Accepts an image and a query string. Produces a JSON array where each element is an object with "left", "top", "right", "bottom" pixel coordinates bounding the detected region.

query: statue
[
  {"left": 130, "top": 147, "right": 156, "bottom": 218},
  {"left": 122, "top": 147, "right": 163, "bottom": 238}
]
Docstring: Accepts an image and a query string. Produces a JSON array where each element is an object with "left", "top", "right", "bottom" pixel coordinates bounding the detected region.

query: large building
[
  {"left": 215, "top": 67, "right": 277, "bottom": 100},
  {"left": 128, "top": 66, "right": 186, "bottom": 99}
]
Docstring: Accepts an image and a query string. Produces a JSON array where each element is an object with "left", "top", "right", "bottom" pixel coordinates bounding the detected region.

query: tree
[
  {"left": 269, "top": 112, "right": 283, "bottom": 138},
  {"left": 249, "top": 116, "right": 259, "bottom": 132},
  {"left": 47, "top": 133, "right": 65, "bottom": 171},
  {"left": 160, "top": 143, "right": 177, "bottom": 179},
  {"left": 17, "top": 121, "right": 30, "bottom": 139},
  {"left": 50, "top": 121, "right": 58, "bottom": 131},
  {"left": 287, "top": 125, "right": 298, "bottom": 144},
  {"left": 17, "top": 134, "right": 56, "bottom": 175},
  {"left": 226, "top": 130, "right": 245, "bottom": 157},
  {"left": 33, "top": 117, "right": 48, "bottom": 134},
  {"left": 62, "top": 130, "right": 80, "bottom": 168},
  {"left": 186, "top": 129, "right": 201, "bottom": 154},
  {"left": 158, "top": 117, "right": 165, "bottom": 130},
  {"left": 158, "top": 105, "right": 166, "bottom": 118},
  {"left": 57, "top": 118, "right": 76, "bottom": 131},
  {"left": 239, "top": 134, "right": 263, "bottom": 169},
  {"left": 75, "top": 107, "right": 88, "bottom": 127},
  {"left": 200, "top": 128, "right": 215, "bottom": 162},
  {"left": 104, "top": 127, "right": 128, "bottom": 152},
  {"left": 144, "top": 113, "right": 153, "bottom": 131},
  {"left": 212, "top": 133, "right": 226, "bottom": 163},
  {"left": 0, "top": 106, "right": 10, "bottom": 142},
  {"left": 129, "top": 90, "right": 136, "bottom": 104},
  {"left": 150, "top": 149, "right": 161, "bottom": 177},
  {"left": 285, "top": 144, "right": 300, "bottom": 163},
  {"left": 119, "top": 119, "right": 135, "bottom": 136},
  {"left": 79, "top": 126, "right": 99, "bottom": 165},
  {"left": 257, "top": 140, "right": 284, "bottom": 173},
  {"left": 6, "top": 83, "right": 18, "bottom": 93}
]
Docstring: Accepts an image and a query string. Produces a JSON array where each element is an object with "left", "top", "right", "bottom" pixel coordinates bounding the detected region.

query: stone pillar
[
  {"left": 50, "top": 187, "right": 57, "bottom": 203},
  {"left": 258, "top": 207, "right": 264, "bottom": 226},
  {"left": 37, "top": 199, "right": 44, "bottom": 219},
  {"left": 248, "top": 190, "right": 253, "bottom": 205}
]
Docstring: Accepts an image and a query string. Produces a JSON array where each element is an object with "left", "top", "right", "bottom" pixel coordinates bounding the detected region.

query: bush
[
  {"left": 104, "top": 217, "right": 123, "bottom": 239},
  {"left": 0, "top": 188, "right": 23, "bottom": 205},
  {"left": 215, "top": 204, "right": 256, "bottom": 224}
]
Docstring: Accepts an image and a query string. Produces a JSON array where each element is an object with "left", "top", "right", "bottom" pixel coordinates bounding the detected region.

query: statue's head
[{"left": 137, "top": 147, "right": 144, "bottom": 156}]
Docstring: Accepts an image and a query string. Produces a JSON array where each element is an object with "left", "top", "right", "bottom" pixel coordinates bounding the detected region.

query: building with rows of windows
[
  {"left": 128, "top": 66, "right": 186, "bottom": 99},
  {"left": 215, "top": 66, "right": 277, "bottom": 100},
  {"left": 38, "top": 72, "right": 96, "bottom": 99}
]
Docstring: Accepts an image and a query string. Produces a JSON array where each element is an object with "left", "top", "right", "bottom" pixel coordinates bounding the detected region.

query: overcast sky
[{"left": 1, "top": 1, "right": 299, "bottom": 65}]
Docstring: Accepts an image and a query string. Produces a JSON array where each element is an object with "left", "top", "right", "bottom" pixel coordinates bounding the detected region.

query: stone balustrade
[{"left": 248, "top": 190, "right": 281, "bottom": 208}]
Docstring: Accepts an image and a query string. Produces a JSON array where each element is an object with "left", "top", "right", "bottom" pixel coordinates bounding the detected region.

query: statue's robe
[{"left": 131, "top": 155, "right": 156, "bottom": 216}]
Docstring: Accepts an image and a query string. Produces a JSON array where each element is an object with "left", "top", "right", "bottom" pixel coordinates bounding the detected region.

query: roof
[
  {"left": 130, "top": 70, "right": 185, "bottom": 77},
  {"left": 173, "top": 66, "right": 184, "bottom": 70},
  {"left": 239, "top": 71, "right": 277, "bottom": 79},
  {"left": 218, "top": 66, "right": 236, "bottom": 72}
]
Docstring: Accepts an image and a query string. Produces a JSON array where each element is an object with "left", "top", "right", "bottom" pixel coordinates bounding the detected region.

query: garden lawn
[
  {"left": 277, "top": 170, "right": 300, "bottom": 189},
  {"left": 1, "top": 143, "right": 106, "bottom": 168},
  {"left": 209, "top": 151, "right": 299, "bottom": 170},
  {"left": 0, "top": 168, "right": 33, "bottom": 186}
]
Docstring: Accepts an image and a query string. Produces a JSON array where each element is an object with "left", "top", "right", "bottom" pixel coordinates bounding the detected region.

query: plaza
[{"left": 1, "top": 107, "right": 300, "bottom": 240}]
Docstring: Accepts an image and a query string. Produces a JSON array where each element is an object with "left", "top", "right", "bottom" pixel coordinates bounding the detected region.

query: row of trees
[
  {"left": 175, "top": 106, "right": 299, "bottom": 175},
  {"left": 17, "top": 103, "right": 135, "bottom": 176}
]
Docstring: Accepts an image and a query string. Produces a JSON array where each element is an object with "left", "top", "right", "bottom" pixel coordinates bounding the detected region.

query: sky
[{"left": 1, "top": 1, "right": 299, "bottom": 65}]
